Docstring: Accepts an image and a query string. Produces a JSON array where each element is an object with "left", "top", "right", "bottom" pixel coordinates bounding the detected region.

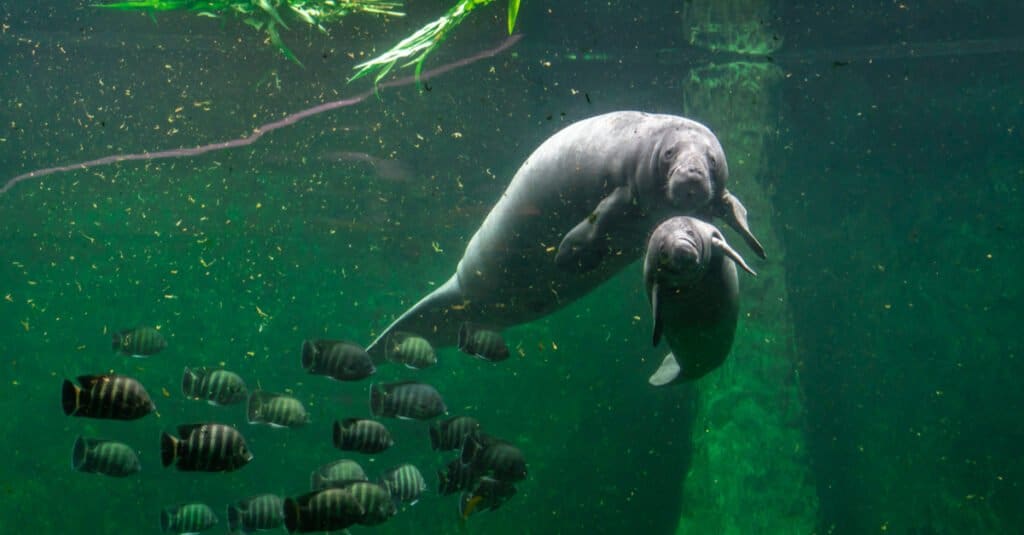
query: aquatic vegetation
[
  {"left": 94, "top": 0, "right": 405, "bottom": 65},
  {"left": 350, "top": 0, "right": 521, "bottom": 83},
  {"left": 94, "top": 0, "right": 520, "bottom": 79}
]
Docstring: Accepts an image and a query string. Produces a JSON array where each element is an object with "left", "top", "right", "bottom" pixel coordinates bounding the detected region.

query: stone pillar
[{"left": 674, "top": 2, "right": 818, "bottom": 533}]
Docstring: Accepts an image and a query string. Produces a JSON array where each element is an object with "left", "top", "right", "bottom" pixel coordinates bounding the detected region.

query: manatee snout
[
  {"left": 666, "top": 155, "right": 713, "bottom": 209},
  {"left": 654, "top": 228, "right": 705, "bottom": 287}
]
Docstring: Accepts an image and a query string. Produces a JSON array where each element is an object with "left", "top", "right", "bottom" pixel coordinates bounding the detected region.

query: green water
[{"left": 1, "top": 1, "right": 1022, "bottom": 533}]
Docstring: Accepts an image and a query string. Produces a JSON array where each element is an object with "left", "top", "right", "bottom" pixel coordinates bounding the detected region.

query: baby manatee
[{"left": 643, "top": 216, "right": 756, "bottom": 384}]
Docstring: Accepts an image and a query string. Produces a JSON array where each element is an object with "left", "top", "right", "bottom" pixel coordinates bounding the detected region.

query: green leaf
[{"left": 508, "top": 0, "right": 520, "bottom": 34}]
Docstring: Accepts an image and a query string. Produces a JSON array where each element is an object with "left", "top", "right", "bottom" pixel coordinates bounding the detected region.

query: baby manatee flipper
[
  {"left": 711, "top": 236, "right": 757, "bottom": 277},
  {"left": 719, "top": 190, "right": 766, "bottom": 260},
  {"left": 555, "top": 184, "right": 637, "bottom": 272},
  {"left": 650, "top": 282, "right": 664, "bottom": 346},
  {"left": 648, "top": 353, "right": 683, "bottom": 387}
]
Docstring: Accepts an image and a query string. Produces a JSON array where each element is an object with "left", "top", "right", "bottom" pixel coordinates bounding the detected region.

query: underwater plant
[
  {"left": 350, "top": 0, "right": 521, "bottom": 83},
  {"left": 94, "top": 0, "right": 521, "bottom": 79},
  {"left": 94, "top": 0, "right": 406, "bottom": 65}
]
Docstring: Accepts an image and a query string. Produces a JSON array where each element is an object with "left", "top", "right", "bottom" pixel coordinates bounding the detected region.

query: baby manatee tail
[{"left": 648, "top": 353, "right": 684, "bottom": 387}]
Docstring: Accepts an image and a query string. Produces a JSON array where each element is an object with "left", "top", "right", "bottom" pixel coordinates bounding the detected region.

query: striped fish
[
  {"left": 385, "top": 332, "right": 438, "bottom": 369},
  {"left": 284, "top": 488, "right": 364, "bottom": 533},
  {"left": 112, "top": 326, "right": 167, "bottom": 357},
  {"left": 380, "top": 463, "right": 427, "bottom": 505},
  {"left": 459, "top": 477, "right": 517, "bottom": 518},
  {"left": 343, "top": 481, "right": 396, "bottom": 526},
  {"left": 161, "top": 423, "right": 253, "bottom": 472},
  {"left": 181, "top": 367, "right": 248, "bottom": 406},
  {"left": 301, "top": 339, "right": 375, "bottom": 381},
  {"left": 227, "top": 494, "right": 284, "bottom": 534},
  {"left": 438, "top": 458, "right": 477, "bottom": 496},
  {"left": 461, "top": 433, "right": 527, "bottom": 483},
  {"left": 61, "top": 374, "right": 156, "bottom": 420},
  {"left": 332, "top": 418, "right": 393, "bottom": 454},
  {"left": 311, "top": 459, "right": 368, "bottom": 490},
  {"left": 369, "top": 381, "right": 447, "bottom": 420},
  {"left": 247, "top": 391, "right": 308, "bottom": 428},
  {"left": 429, "top": 415, "right": 481, "bottom": 451},
  {"left": 71, "top": 436, "right": 140, "bottom": 477},
  {"left": 161, "top": 503, "right": 218, "bottom": 534},
  {"left": 457, "top": 323, "right": 510, "bottom": 362}
]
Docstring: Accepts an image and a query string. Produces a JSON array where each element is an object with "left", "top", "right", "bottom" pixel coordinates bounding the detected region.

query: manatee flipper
[
  {"left": 711, "top": 236, "right": 757, "bottom": 277},
  {"left": 366, "top": 275, "right": 467, "bottom": 363},
  {"left": 650, "top": 282, "right": 664, "bottom": 346},
  {"left": 648, "top": 353, "right": 683, "bottom": 387},
  {"left": 719, "top": 190, "right": 766, "bottom": 260},
  {"left": 555, "top": 184, "right": 636, "bottom": 272}
]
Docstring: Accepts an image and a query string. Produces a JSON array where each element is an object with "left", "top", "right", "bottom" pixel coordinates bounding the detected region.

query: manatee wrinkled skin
[
  {"left": 367, "top": 111, "right": 764, "bottom": 360},
  {"left": 644, "top": 216, "right": 755, "bottom": 385}
]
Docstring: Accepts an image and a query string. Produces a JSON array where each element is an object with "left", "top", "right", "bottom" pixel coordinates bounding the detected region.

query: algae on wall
[
  {"left": 773, "top": 47, "right": 1024, "bottom": 533},
  {"left": 674, "top": 1, "right": 818, "bottom": 533}
]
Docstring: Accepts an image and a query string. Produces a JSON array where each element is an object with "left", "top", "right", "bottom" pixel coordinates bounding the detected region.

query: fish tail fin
[
  {"left": 160, "top": 508, "right": 171, "bottom": 533},
  {"left": 111, "top": 332, "right": 122, "bottom": 352},
  {"left": 300, "top": 340, "right": 316, "bottom": 370},
  {"left": 331, "top": 420, "right": 344, "bottom": 449},
  {"left": 429, "top": 425, "right": 441, "bottom": 450},
  {"left": 460, "top": 433, "right": 482, "bottom": 465},
  {"left": 71, "top": 436, "right": 89, "bottom": 471},
  {"left": 283, "top": 497, "right": 300, "bottom": 533},
  {"left": 369, "top": 384, "right": 383, "bottom": 417},
  {"left": 181, "top": 367, "right": 195, "bottom": 397},
  {"left": 226, "top": 504, "right": 241, "bottom": 532},
  {"left": 61, "top": 379, "right": 81, "bottom": 416},
  {"left": 160, "top": 432, "right": 178, "bottom": 467},
  {"left": 246, "top": 391, "right": 264, "bottom": 423}
]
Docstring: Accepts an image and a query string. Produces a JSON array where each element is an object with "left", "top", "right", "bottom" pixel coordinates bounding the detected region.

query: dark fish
[
  {"left": 284, "top": 488, "right": 364, "bottom": 533},
  {"left": 112, "top": 326, "right": 167, "bottom": 357},
  {"left": 332, "top": 418, "right": 393, "bottom": 454},
  {"left": 344, "top": 481, "right": 397, "bottom": 526},
  {"left": 182, "top": 367, "right": 248, "bottom": 406},
  {"left": 247, "top": 391, "right": 308, "bottom": 428},
  {"left": 71, "top": 436, "right": 140, "bottom": 477},
  {"left": 161, "top": 423, "right": 253, "bottom": 472},
  {"left": 429, "top": 415, "right": 481, "bottom": 451},
  {"left": 438, "top": 458, "right": 477, "bottom": 496},
  {"left": 62, "top": 374, "right": 156, "bottom": 420},
  {"left": 385, "top": 332, "right": 437, "bottom": 369},
  {"left": 457, "top": 324, "right": 510, "bottom": 362},
  {"left": 227, "top": 494, "right": 284, "bottom": 534},
  {"left": 369, "top": 381, "right": 447, "bottom": 420},
  {"left": 301, "top": 339, "right": 375, "bottom": 381},
  {"left": 311, "top": 459, "right": 368, "bottom": 490},
  {"left": 461, "top": 434, "right": 527, "bottom": 483},
  {"left": 459, "top": 477, "right": 517, "bottom": 518},
  {"left": 161, "top": 503, "right": 218, "bottom": 534},
  {"left": 380, "top": 463, "right": 427, "bottom": 505}
]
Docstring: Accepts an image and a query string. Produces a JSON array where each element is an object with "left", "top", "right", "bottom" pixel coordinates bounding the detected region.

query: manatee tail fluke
[
  {"left": 648, "top": 353, "right": 684, "bottom": 387},
  {"left": 366, "top": 275, "right": 468, "bottom": 362}
]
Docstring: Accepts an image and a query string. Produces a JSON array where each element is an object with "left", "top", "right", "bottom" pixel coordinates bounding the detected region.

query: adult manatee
[{"left": 366, "top": 111, "right": 764, "bottom": 360}]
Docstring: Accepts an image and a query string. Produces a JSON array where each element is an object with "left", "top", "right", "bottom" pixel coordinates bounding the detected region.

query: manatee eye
[{"left": 663, "top": 148, "right": 676, "bottom": 160}]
